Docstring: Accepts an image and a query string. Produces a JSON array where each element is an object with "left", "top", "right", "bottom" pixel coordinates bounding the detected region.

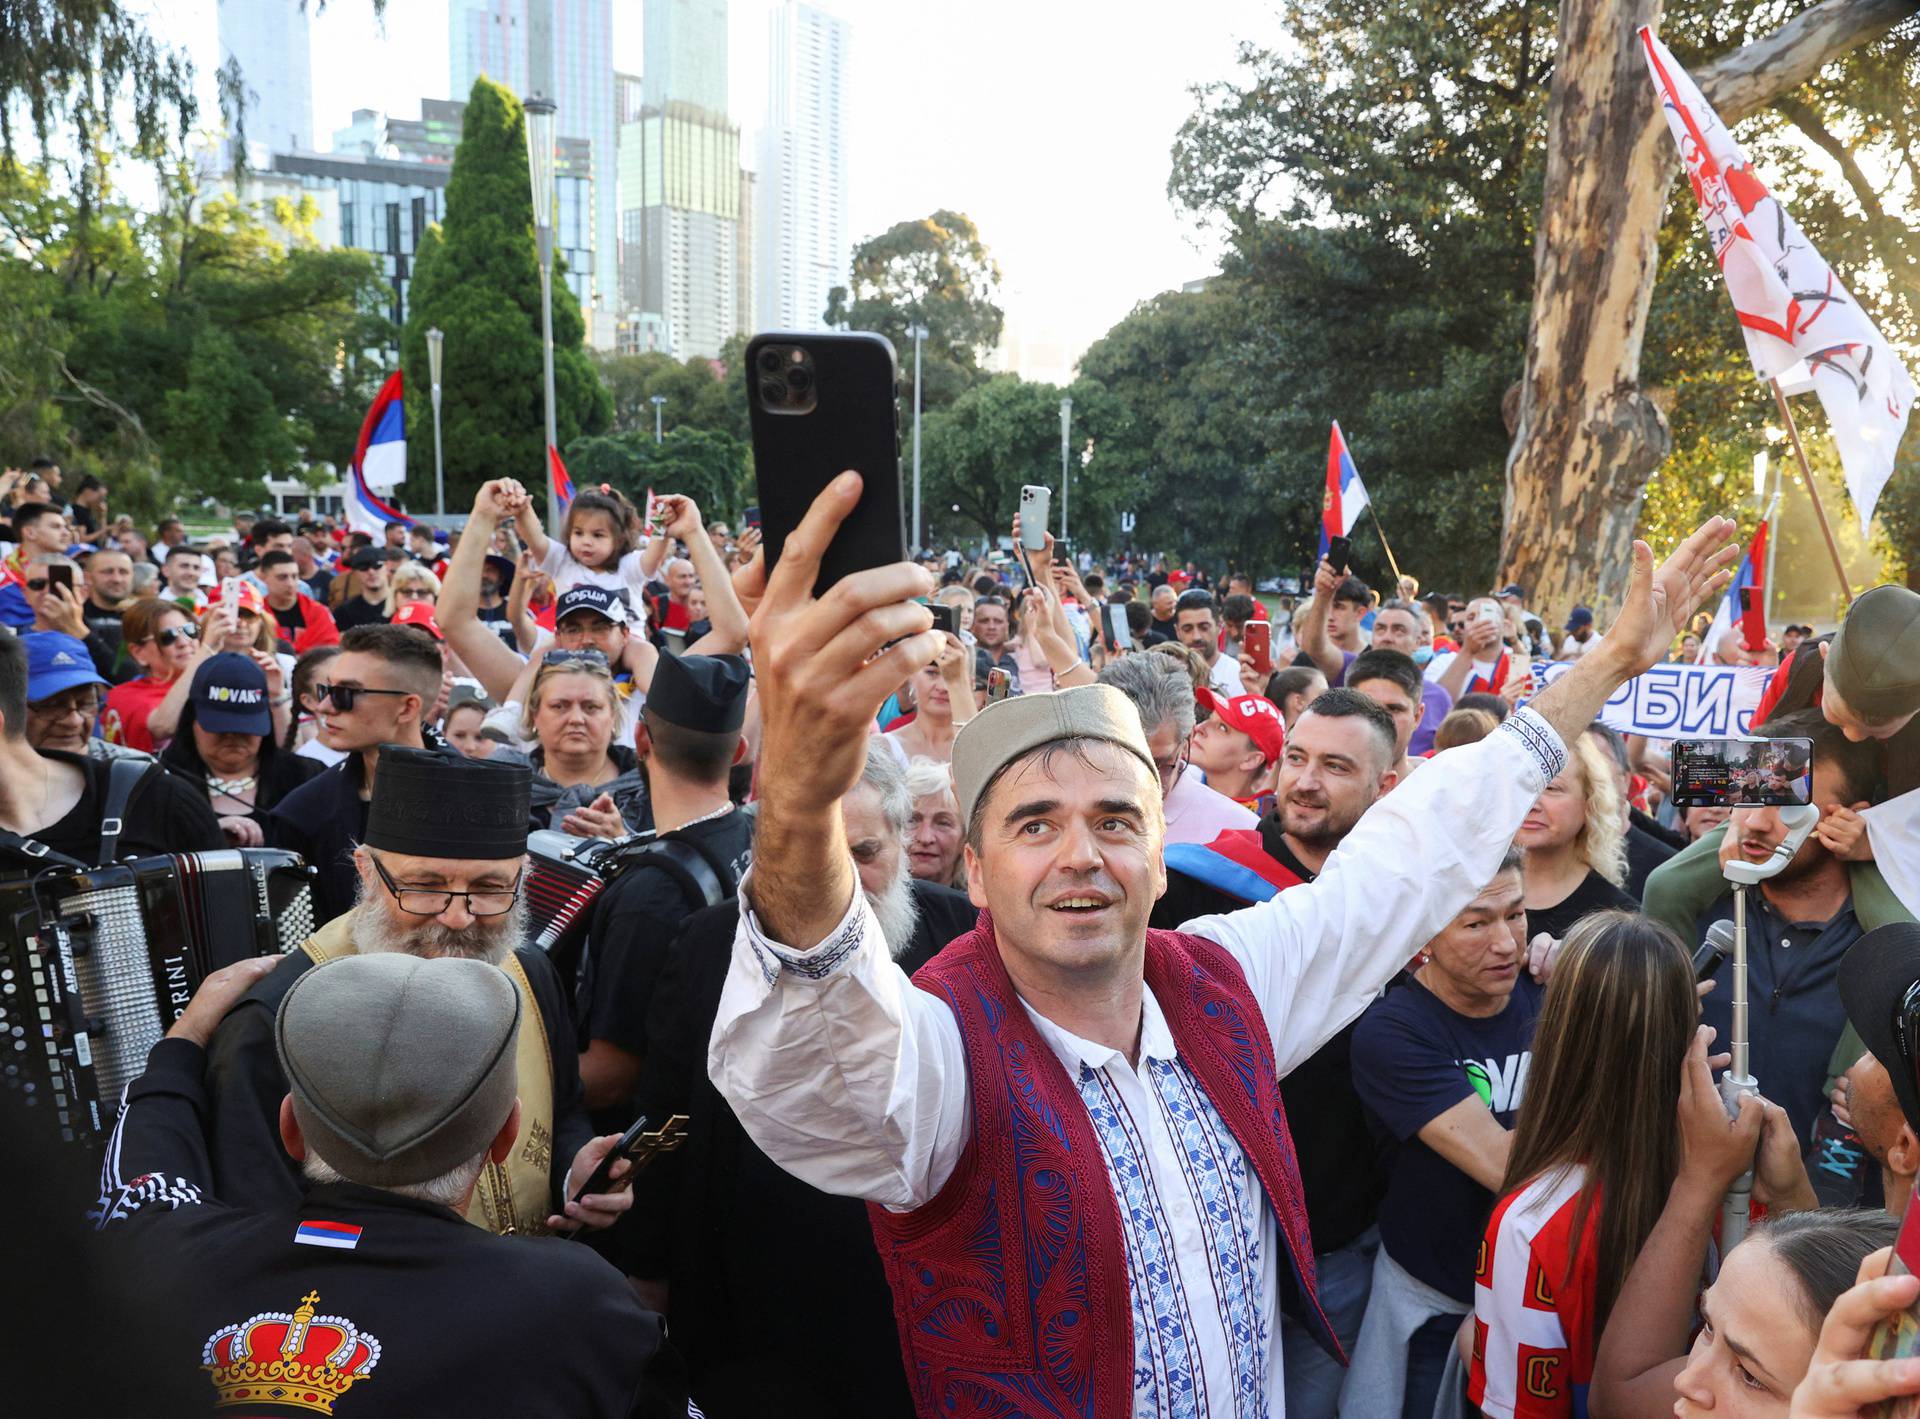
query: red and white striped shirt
[{"left": 1469, "top": 1165, "right": 1601, "bottom": 1419}]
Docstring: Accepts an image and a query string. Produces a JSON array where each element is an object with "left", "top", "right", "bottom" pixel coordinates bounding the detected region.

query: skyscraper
[
  {"left": 449, "top": 0, "right": 618, "bottom": 342},
  {"left": 217, "top": 0, "right": 314, "bottom": 155},
  {"left": 757, "top": 1, "right": 849, "bottom": 332},
  {"left": 619, "top": 0, "right": 744, "bottom": 360}
]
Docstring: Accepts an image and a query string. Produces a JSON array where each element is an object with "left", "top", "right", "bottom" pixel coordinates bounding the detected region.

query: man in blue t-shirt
[{"left": 1347, "top": 846, "right": 1541, "bottom": 1418}]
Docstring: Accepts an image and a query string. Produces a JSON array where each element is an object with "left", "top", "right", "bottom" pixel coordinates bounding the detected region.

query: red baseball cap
[
  {"left": 1194, "top": 687, "right": 1285, "bottom": 763},
  {"left": 392, "top": 601, "right": 444, "bottom": 641}
]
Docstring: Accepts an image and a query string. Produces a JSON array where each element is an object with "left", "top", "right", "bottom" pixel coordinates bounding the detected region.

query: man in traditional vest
[
  {"left": 710, "top": 474, "right": 1739, "bottom": 1417},
  {"left": 207, "top": 746, "right": 631, "bottom": 1237}
]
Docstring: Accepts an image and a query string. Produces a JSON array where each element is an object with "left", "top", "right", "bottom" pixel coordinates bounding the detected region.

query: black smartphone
[
  {"left": 1326, "top": 535, "right": 1351, "bottom": 575},
  {"left": 747, "top": 332, "right": 905, "bottom": 596},
  {"left": 570, "top": 1112, "right": 690, "bottom": 1205},
  {"left": 1053, "top": 537, "right": 1073, "bottom": 564},
  {"left": 1670, "top": 737, "right": 1814, "bottom": 808},
  {"left": 46, "top": 564, "right": 74, "bottom": 596},
  {"left": 743, "top": 505, "right": 761, "bottom": 530},
  {"left": 927, "top": 602, "right": 958, "bottom": 635}
]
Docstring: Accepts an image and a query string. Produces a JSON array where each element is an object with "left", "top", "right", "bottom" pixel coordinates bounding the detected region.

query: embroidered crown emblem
[{"left": 202, "top": 1290, "right": 380, "bottom": 1414}]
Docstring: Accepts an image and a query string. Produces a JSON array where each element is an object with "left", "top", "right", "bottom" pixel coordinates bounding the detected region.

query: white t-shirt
[
  {"left": 1204, "top": 652, "right": 1242, "bottom": 701},
  {"left": 539, "top": 539, "right": 654, "bottom": 601},
  {"left": 1559, "top": 633, "right": 1600, "bottom": 660},
  {"left": 1424, "top": 650, "right": 1505, "bottom": 687}
]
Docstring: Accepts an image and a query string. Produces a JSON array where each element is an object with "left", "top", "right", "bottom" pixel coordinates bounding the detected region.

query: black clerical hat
[
  {"left": 647, "top": 652, "right": 748, "bottom": 734},
  {"left": 365, "top": 745, "right": 531, "bottom": 859}
]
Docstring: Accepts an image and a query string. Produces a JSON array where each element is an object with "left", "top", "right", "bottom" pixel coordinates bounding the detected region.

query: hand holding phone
[
  {"left": 46, "top": 563, "right": 74, "bottom": 597},
  {"left": 1019, "top": 486, "right": 1051, "bottom": 552},
  {"left": 1326, "top": 535, "right": 1352, "bottom": 576},
  {"left": 221, "top": 576, "right": 242, "bottom": 620},
  {"left": 1244, "top": 620, "right": 1271, "bottom": 677}
]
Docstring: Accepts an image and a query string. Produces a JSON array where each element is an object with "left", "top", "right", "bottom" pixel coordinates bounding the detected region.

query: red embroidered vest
[{"left": 867, "top": 912, "right": 1340, "bottom": 1418}]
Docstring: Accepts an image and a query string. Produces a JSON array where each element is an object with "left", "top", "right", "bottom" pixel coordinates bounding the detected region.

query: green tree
[
  {"left": 1169, "top": 0, "right": 1919, "bottom": 610},
  {"left": 1, "top": 153, "right": 391, "bottom": 513},
  {"left": 824, "top": 210, "right": 1005, "bottom": 413},
  {"left": 400, "top": 77, "right": 610, "bottom": 515},
  {"left": 593, "top": 347, "right": 748, "bottom": 442},
  {"left": 563, "top": 427, "right": 751, "bottom": 521}
]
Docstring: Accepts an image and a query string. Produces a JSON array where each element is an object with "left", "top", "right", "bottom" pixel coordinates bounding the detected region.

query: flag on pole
[
  {"left": 548, "top": 445, "right": 575, "bottom": 518},
  {"left": 1319, "top": 421, "right": 1371, "bottom": 560},
  {"left": 1640, "top": 26, "right": 1914, "bottom": 532},
  {"left": 345, "top": 372, "right": 413, "bottom": 536},
  {"left": 1695, "top": 510, "right": 1772, "bottom": 662}
]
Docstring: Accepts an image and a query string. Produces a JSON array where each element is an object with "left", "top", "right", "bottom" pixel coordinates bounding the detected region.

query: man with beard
[
  {"left": 1151, "top": 687, "right": 1403, "bottom": 1418},
  {"left": 621, "top": 739, "right": 975, "bottom": 1417},
  {"left": 206, "top": 748, "right": 630, "bottom": 1238}
]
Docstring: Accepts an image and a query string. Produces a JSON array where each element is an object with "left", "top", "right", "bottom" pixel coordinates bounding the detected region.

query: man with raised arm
[{"left": 709, "top": 472, "right": 1736, "bottom": 1418}]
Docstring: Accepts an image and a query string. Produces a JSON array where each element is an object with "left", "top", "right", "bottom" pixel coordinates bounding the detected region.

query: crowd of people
[{"left": 4, "top": 450, "right": 1919, "bottom": 1419}]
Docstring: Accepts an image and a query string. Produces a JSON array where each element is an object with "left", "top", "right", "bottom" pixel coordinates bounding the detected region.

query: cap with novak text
[
  {"left": 1194, "top": 686, "right": 1285, "bottom": 764},
  {"left": 190, "top": 652, "right": 272, "bottom": 736},
  {"left": 24, "top": 632, "right": 108, "bottom": 702},
  {"left": 275, "top": 953, "right": 521, "bottom": 1188},
  {"left": 646, "top": 651, "right": 749, "bottom": 734},
  {"left": 555, "top": 584, "right": 630, "bottom": 626},
  {"left": 1838, "top": 924, "right": 1920, "bottom": 1134}
]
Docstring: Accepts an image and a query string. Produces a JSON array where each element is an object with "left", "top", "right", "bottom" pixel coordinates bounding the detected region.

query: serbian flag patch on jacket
[{"left": 294, "top": 1220, "right": 363, "bottom": 1250}]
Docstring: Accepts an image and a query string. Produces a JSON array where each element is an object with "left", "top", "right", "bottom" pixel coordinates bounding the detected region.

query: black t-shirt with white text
[{"left": 1351, "top": 973, "right": 1543, "bottom": 1303}]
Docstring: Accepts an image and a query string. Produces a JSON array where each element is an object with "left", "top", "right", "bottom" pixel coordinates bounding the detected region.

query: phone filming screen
[{"left": 1669, "top": 737, "right": 1814, "bottom": 808}]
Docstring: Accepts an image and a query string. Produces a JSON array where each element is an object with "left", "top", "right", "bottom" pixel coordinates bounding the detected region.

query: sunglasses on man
[{"left": 313, "top": 682, "right": 411, "bottom": 712}]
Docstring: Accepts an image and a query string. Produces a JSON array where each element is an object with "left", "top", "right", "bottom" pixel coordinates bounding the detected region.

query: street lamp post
[
  {"left": 523, "top": 94, "right": 560, "bottom": 537},
  {"left": 907, "top": 323, "right": 928, "bottom": 552},
  {"left": 425, "top": 326, "right": 445, "bottom": 516},
  {"left": 1059, "top": 395, "right": 1073, "bottom": 545},
  {"left": 651, "top": 393, "right": 666, "bottom": 444}
]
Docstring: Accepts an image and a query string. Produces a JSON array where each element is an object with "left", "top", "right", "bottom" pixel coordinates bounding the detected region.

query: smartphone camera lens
[
  {"left": 787, "top": 365, "right": 813, "bottom": 393},
  {"left": 758, "top": 347, "right": 784, "bottom": 375},
  {"left": 759, "top": 377, "right": 787, "bottom": 407}
]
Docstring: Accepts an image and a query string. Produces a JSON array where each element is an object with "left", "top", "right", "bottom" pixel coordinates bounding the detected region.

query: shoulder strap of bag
[{"left": 95, "top": 755, "right": 157, "bottom": 867}]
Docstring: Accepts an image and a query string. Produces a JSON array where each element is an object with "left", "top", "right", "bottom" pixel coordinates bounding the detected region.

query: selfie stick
[{"left": 1717, "top": 803, "right": 1820, "bottom": 1249}]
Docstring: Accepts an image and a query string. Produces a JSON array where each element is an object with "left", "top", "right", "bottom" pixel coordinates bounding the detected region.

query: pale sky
[{"left": 151, "top": 0, "right": 1287, "bottom": 378}]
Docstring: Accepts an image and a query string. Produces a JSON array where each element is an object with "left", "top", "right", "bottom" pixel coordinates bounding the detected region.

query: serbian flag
[
  {"left": 1696, "top": 510, "right": 1772, "bottom": 662},
  {"left": 1319, "top": 421, "right": 1370, "bottom": 559},
  {"left": 346, "top": 372, "right": 413, "bottom": 536},
  {"left": 549, "top": 445, "right": 575, "bottom": 517},
  {"left": 1641, "top": 28, "right": 1913, "bottom": 532}
]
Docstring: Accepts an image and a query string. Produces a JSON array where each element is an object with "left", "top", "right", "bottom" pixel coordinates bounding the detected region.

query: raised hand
[
  {"left": 1787, "top": 1249, "right": 1920, "bottom": 1417},
  {"left": 1602, "top": 517, "right": 1741, "bottom": 677}
]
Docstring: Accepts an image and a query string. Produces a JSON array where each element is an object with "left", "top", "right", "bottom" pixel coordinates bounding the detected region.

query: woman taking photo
[
  {"left": 1518, "top": 732, "right": 1637, "bottom": 940},
  {"left": 879, "top": 634, "right": 976, "bottom": 766},
  {"left": 492, "top": 650, "right": 647, "bottom": 836},
  {"left": 102, "top": 599, "right": 201, "bottom": 752},
  {"left": 159, "top": 653, "right": 323, "bottom": 847},
  {"left": 1469, "top": 911, "right": 1701, "bottom": 1419}
]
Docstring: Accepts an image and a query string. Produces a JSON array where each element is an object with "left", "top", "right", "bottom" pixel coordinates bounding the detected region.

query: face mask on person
[{"left": 1412, "top": 647, "right": 1434, "bottom": 667}]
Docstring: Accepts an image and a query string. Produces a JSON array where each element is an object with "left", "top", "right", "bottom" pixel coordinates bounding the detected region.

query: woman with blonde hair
[
  {"left": 1518, "top": 729, "right": 1636, "bottom": 941},
  {"left": 384, "top": 560, "right": 441, "bottom": 618},
  {"left": 490, "top": 649, "right": 646, "bottom": 837}
]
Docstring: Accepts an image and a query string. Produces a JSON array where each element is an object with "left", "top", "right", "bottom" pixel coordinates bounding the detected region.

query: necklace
[
  {"left": 665, "top": 801, "right": 734, "bottom": 834},
  {"left": 207, "top": 774, "right": 258, "bottom": 799}
]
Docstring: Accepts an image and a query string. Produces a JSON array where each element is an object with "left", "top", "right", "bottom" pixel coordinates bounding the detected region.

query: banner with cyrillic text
[{"left": 1528, "top": 660, "right": 1773, "bottom": 739}]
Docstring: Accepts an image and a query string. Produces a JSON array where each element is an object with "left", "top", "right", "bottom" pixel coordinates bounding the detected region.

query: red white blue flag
[
  {"left": 1641, "top": 27, "right": 1912, "bottom": 532},
  {"left": 1696, "top": 506, "right": 1773, "bottom": 661},
  {"left": 1319, "top": 421, "right": 1371, "bottom": 559},
  {"left": 294, "top": 1219, "right": 363, "bottom": 1251},
  {"left": 346, "top": 371, "right": 412, "bottom": 536},
  {"left": 549, "top": 444, "right": 575, "bottom": 517}
]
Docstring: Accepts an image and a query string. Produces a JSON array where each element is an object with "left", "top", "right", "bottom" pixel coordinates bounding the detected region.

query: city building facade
[{"left": 757, "top": 0, "right": 849, "bottom": 333}]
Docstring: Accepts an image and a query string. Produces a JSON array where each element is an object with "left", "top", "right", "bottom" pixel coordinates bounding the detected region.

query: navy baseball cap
[
  {"left": 190, "top": 652, "right": 272, "bottom": 735},
  {"left": 25, "top": 633, "right": 107, "bottom": 702},
  {"left": 1566, "top": 605, "right": 1594, "bottom": 631},
  {"left": 556, "top": 584, "right": 630, "bottom": 626}
]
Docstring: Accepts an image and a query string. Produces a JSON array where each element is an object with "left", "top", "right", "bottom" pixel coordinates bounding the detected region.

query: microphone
[{"left": 1693, "top": 919, "right": 1737, "bottom": 982}]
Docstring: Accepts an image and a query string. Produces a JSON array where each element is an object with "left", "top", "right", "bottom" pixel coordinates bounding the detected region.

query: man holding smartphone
[{"left": 710, "top": 472, "right": 1738, "bottom": 1418}]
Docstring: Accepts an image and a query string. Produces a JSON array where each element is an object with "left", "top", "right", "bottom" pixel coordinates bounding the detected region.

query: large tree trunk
[{"left": 1501, "top": 0, "right": 1919, "bottom": 616}]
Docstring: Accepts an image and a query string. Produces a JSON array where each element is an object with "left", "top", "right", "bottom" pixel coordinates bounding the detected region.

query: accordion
[
  {"left": 523, "top": 829, "right": 624, "bottom": 990},
  {"left": 2, "top": 848, "right": 316, "bottom": 1150}
]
